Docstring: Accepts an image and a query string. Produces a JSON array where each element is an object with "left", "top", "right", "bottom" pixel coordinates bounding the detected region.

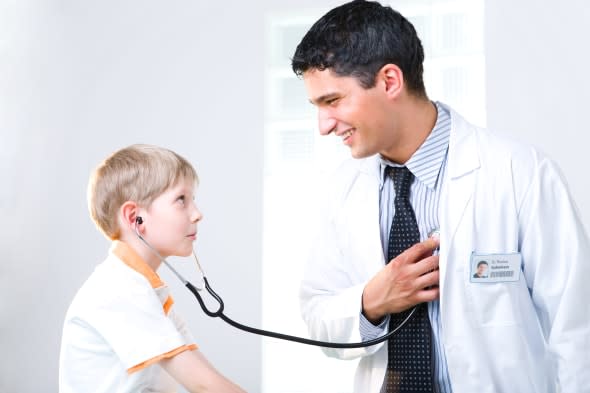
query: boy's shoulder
[{"left": 66, "top": 253, "right": 156, "bottom": 317}]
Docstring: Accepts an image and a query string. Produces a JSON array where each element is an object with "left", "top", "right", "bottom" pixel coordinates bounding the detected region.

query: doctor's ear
[{"left": 379, "top": 64, "right": 404, "bottom": 99}]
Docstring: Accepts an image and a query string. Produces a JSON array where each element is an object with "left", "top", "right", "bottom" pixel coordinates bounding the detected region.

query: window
[{"left": 262, "top": 2, "right": 484, "bottom": 392}]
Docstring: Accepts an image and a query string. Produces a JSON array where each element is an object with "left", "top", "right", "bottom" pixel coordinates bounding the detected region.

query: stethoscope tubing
[
  {"left": 135, "top": 226, "right": 416, "bottom": 349},
  {"left": 185, "top": 277, "right": 417, "bottom": 349}
]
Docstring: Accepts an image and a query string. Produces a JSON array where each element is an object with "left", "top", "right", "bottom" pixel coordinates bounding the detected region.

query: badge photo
[{"left": 470, "top": 252, "right": 521, "bottom": 283}]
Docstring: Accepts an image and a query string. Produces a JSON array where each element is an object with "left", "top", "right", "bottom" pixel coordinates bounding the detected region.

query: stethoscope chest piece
[{"left": 428, "top": 228, "right": 440, "bottom": 239}]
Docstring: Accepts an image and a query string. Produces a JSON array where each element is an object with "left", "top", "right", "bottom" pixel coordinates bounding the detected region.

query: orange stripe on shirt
[
  {"left": 127, "top": 344, "right": 198, "bottom": 374},
  {"left": 111, "top": 240, "right": 174, "bottom": 313},
  {"left": 111, "top": 241, "right": 163, "bottom": 288},
  {"left": 162, "top": 296, "right": 174, "bottom": 315}
]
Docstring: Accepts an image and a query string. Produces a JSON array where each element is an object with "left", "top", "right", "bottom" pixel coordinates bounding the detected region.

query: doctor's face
[
  {"left": 303, "top": 68, "right": 396, "bottom": 159},
  {"left": 477, "top": 263, "right": 488, "bottom": 276}
]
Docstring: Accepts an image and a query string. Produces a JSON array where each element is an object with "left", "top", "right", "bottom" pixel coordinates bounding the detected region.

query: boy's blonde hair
[{"left": 88, "top": 144, "right": 198, "bottom": 239}]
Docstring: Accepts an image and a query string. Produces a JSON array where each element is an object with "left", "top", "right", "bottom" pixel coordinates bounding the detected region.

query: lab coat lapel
[
  {"left": 351, "top": 156, "right": 386, "bottom": 276},
  {"left": 439, "top": 109, "right": 480, "bottom": 295}
]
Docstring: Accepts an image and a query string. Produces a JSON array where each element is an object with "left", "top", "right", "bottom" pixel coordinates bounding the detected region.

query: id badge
[{"left": 470, "top": 252, "right": 521, "bottom": 283}]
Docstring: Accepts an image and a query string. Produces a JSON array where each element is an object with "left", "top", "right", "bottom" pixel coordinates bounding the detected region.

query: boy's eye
[{"left": 177, "top": 195, "right": 186, "bottom": 204}]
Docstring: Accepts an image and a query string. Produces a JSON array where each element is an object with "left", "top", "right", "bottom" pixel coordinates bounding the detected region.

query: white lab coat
[{"left": 300, "top": 105, "right": 590, "bottom": 393}]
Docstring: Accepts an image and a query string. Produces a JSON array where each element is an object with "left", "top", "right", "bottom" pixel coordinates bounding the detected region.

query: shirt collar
[
  {"left": 110, "top": 240, "right": 175, "bottom": 314},
  {"left": 110, "top": 240, "right": 164, "bottom": 289},
  {"left": 379, "top": 101, "right": 451, "bottom": 190}
]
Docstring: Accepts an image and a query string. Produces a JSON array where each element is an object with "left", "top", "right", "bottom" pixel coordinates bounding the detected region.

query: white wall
[
  {"left": 485, "top": 0, "right": 590, "bottom": 228},
  {"left": 1, "top": 1, "right": 589, "bottom": 392}
]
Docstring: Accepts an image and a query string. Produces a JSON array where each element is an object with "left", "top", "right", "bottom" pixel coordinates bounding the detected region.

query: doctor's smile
[{"left": 338, "top": 128, "right": 355, "bottom": 144}]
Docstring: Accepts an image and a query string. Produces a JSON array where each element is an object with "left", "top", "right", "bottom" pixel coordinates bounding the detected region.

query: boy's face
[{"left": 140, "top": 178, "right": 202, "bottom": 258}]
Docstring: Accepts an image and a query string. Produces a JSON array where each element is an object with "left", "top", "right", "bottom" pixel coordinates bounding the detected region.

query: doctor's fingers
[
  {"left": 414, "top": 267, "right": 440, "bottom": 291},
  {"left": 401, "top": 270, "right": 440, "bottom": 307},
  {"left": 413, "top": 284, "right": 440, "bottom": 304},
  {"left": 406, "top": 254, "right": 439, "bottom": 277},
  {"left": 389, "top": 239, "right": 439, "bottom": 266}
]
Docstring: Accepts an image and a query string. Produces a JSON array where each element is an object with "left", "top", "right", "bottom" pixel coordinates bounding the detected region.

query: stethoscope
[{"left": 134, "top": 217, "right": 435, "bottom": 349}]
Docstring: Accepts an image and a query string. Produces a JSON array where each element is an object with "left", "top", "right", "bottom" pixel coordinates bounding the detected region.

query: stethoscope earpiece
[{"left": 135, "top": 216, "right": 143, "bottom": 225}]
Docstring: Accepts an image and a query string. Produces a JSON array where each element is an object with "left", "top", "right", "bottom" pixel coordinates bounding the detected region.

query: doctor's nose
[{"left": 318, "top": 109, "right": 337, "bottom": 136}]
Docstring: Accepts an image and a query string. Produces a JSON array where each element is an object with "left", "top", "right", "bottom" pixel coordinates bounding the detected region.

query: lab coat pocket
[{"left": 466, "top": 280, "right": 521, "bottom": 327}]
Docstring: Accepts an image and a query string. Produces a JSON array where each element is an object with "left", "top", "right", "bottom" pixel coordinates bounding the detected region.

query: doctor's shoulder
[
  {"left": 475, "top": 128, "right": 564, "bottom": 181},
  {"left": 308, "top": 157, "right": 369, "bottom": 224},
  {"left": 474, "top": 127, "right": 576, "bottom": 214},
  {"left": 320, "top": 156, "right": 365, "bottom": 194}
]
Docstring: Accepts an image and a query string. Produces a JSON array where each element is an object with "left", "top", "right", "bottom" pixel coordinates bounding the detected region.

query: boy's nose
[{"left": 191, "top": 206, "right": 203, "bottom": 222}]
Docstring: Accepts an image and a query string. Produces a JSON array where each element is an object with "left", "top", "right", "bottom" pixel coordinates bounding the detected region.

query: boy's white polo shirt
[{"left": 59, "top": 241, "right": 198, "bottom": 393}]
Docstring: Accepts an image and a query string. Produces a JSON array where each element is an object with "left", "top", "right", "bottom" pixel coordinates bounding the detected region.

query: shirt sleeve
[
  {"left": 359, "top": 312, "right": 390, "bottom": 341},
  {"left": 86, "top": 278, "right": 196, "bottom": 370}
]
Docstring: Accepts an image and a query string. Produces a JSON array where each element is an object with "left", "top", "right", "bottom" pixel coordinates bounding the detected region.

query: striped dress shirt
[{"left": 359, "top": 101, "right": 453, "bottom": 392}]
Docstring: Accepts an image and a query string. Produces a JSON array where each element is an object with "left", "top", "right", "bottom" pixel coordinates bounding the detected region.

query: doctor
[{"left": 292, "top": 1, "right": 590, "bottom": 392}]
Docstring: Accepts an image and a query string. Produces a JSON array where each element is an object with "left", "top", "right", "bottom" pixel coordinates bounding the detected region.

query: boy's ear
[{"left": 120, "top": 201, "right": 140, "bottom": 230}]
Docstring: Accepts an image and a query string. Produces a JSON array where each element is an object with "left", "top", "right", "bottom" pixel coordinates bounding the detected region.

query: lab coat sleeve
[
  {"left": 300, "top": 162, "right": 386, "bottom": 360},
  {"left": 517, "top": 152, "right": 590, "bottom": 391}
]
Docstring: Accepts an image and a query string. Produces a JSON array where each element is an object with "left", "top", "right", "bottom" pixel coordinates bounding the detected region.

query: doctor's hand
[{"left": 361, "top": 238, "right": 440, "bottom": 325}]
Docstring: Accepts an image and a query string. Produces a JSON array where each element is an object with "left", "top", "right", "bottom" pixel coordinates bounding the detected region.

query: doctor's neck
[{"left": 381, "top": 98, "right": 437, "bottom": 164}]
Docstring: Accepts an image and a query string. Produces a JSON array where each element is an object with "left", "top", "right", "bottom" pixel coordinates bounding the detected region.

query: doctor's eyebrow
[{"left": 309, "top": 93, "right": 340, "bottom": 106}]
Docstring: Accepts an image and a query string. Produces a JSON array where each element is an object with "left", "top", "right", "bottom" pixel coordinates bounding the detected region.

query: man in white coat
[{"left": 291, "top": 1, "right": 590, "bottom": 392}]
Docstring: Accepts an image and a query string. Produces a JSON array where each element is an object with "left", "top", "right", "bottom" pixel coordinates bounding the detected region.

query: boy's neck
[{"left": 117, "top": 233, "right": 164, "bottom": 272}]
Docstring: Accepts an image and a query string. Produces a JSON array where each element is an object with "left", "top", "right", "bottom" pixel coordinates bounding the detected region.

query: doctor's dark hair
[
  {"left": 87, "top": 144, "right": 198, "bottom": 240},
  {"left": 291, "top": 0, "right": 426, "bottom": 97}
]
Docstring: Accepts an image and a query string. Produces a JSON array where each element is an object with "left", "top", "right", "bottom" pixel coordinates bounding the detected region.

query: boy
[{"left": 59, "top": 144, "right": 245, "bottom": 393}]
